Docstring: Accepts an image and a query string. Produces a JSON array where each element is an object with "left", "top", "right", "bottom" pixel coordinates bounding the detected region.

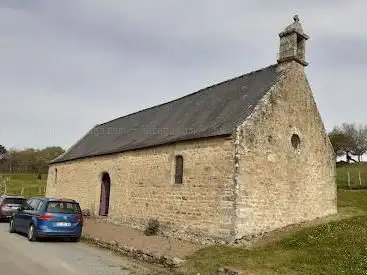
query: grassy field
[
  {"left": 336, "top": 162, "right": 367, "bottom": 188},
  {"left": 0, "top": 173, "right": 47, "bottom": 197},
  {"left": 178, "top": 191, "right": 367, "bottom": 275}
]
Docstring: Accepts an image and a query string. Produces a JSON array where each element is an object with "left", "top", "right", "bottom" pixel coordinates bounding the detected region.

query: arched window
[
  {"left": 291, "top": 134, "right": 301, "bottom": 149},
  {"left": 175, "top": 155, "right": 184, "bottom": 184}
]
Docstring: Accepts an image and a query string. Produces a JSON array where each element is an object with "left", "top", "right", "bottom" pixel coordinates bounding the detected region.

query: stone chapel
[{"left": 46, "top": 16, "right": 337, "bottom": 243}]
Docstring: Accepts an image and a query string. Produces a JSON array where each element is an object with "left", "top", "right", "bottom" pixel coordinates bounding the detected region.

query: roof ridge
[{"left": 98, "top": 63, "right": 278, "bottom": 126}]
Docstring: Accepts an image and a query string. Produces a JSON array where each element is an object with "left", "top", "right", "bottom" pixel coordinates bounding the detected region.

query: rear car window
[
  {"left": 46, "top": 201, "right": 81, "bottom": 214},
  {"left": 4, "top": 198, "right": 25, "bottom": 204}
]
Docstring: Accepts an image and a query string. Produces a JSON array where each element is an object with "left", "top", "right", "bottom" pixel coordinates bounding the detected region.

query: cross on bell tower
[{"left": 277, "top": 15, "right": 309, "bottom": 66}]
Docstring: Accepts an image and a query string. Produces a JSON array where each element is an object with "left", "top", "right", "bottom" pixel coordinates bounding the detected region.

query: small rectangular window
[
  {"left": 175, "top": 155, "right": 183, "bottom": 184},
  {"left": 54, "top": 168, "right": 58, "bottom": 184}
]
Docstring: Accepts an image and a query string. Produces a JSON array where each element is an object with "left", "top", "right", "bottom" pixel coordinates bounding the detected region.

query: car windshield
[
  {"left": 46, "top": 201, "right": 81, "bottom": 214},
  {"left": 4, "top": 198, "right": 25, "bottom": 204}
]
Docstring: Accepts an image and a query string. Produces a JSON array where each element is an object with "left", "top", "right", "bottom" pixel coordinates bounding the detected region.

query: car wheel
[
  {"left": 27, "top": 224, "right": 37, "bottom": 242},
  {"left": 9, "top": 219, "right": 16, "bottom": 233}
]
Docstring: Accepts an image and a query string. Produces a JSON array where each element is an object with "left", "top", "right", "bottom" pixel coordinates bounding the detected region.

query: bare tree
[
  {"left": 329, "top": 123, "right": 367, "bottom": 162},
  {"left": 0, "top": 145, "right": 7, "bottom": 160},
  {"left": 329, "top": 125, "right": 357, "bottom": 162},
  {"left": 351, "top": 124, "right": 367, "bottom": 161},
  {"left": 329, "top": 130, "right": 348, "bottom": 157}
]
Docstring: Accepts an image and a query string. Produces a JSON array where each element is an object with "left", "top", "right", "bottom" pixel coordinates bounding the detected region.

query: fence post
[
  {"left": 21, "top": 186, "right": 24, "bottom": 196},
  {"left": 38, "top": 186, "right": 41, "bottom": 195},
  {"left": 347, "top": 171, "right": 351, "bottom": 188},
  {"left": 359, "top": 171, "right": 362, "bottom": 186},
  {"left": 4, "top": 183, "right": 6, "bottom": 195}
]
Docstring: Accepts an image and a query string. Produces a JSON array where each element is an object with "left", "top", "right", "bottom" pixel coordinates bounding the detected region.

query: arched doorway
[{"left": 99, "top": 172, "right": 111, "bottom": 216}]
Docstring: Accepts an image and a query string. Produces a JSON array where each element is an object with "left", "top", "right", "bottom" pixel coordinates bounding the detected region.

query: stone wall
[
  {"left": 234, "top": 61, "right": 337, "bottom": 238},
  {"left": 46, "top": 136, "right": 236, "bottom": 242}
]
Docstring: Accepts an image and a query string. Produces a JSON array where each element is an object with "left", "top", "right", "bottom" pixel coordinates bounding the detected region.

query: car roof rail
[{"left": 48, "top": 197, "right": 76, "bottom": 202}]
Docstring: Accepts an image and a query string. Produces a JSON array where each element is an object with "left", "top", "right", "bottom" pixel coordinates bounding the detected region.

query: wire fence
[
  {"left": 0, "top": 174, "right": 46, "bottom": 197},
  {"left": 0, "top": 184, "right": 47, "bottom": 197},
  {"left": 336, "top": 168, "right": 367, "bottom": 189}
]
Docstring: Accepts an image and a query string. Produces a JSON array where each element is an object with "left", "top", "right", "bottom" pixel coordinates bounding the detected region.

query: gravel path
[{"left": 0, "top": 222, "right": 138, "bottom": 275}]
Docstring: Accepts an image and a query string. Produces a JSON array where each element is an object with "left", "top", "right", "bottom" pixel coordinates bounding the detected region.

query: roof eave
[{"left": 49, "top": 133, "right": 233, "bottom": 165}]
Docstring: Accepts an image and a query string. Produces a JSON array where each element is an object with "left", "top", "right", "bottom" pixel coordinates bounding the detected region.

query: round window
[{"left": 291, "top": 134, "right": 301, "bottom": 149}]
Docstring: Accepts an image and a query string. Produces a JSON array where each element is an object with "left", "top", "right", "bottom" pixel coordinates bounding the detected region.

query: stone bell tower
[{"left": 277, "top": 15, "right": 309, "bottom": 67}]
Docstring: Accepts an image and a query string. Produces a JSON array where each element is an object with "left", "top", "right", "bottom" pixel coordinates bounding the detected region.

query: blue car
[{"left": 9, "top": 197, "right": 83, "bottom": 242}]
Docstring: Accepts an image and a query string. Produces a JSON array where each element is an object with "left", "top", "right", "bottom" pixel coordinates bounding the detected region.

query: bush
[
  {"left": 82, "top": 209, "right": 92, "bottom": 217},
  {"left": 144, "top": 218, "right": 160, "bottom": 236}
]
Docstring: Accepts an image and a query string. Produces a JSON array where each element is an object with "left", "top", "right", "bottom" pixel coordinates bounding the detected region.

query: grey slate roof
[{"left": 51, "top": 64, "right": 282, "bottom": 164}]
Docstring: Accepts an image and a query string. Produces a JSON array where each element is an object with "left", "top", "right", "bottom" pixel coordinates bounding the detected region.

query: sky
[{"left": 0, "top": 0, "right": 366, "bottom": 150}]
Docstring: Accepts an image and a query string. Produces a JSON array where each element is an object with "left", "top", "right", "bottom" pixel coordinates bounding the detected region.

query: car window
[
  {"left": 25, "top": 199, "right": 39, "bottom": 210},
  {"left": 35, "top": 200, "right": 44, "bottom": 212},
  {"left": 3, "top": 198, "right": 25, "bottom": 205},
  {"left": 46, "top": 201, "right": 81, "bottom": 214},
  {"left": 25, "top": 199, "right": 34, "bottom": 209},
  {"left": 30, "top": 199, "right": 41, "bottom": 210}
]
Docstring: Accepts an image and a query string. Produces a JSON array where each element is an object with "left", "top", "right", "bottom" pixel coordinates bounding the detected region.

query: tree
[
  {"left": 0, "top": 145, "right": 7, "bottom": 160},
  {"left": 329, "top": 123, "right": 367, "bottom": 162},
  {"left": 328, "top": 131, "right": 349, "bottom": 157},
  {"left": 350, "top": 124, "right": 367, "bottom": 161},
  {"left": 340, "top": 123, "right": 358, "bottom": 162},
  {"left": 0, "top": 146, "right": 65, "bottom": 173}
]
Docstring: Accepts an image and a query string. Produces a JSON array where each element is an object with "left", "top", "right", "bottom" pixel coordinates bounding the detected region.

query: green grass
[
  {"left": 336, "top": 162, "right": 367, "bottom": 188},
  {"left": 180, "top": 190, "right": 367, "bottom": 275},
  {"left": 0, "top": 173, "right": 47, "bottom": 197},
  {"left": 337, "top": 189, "right": 367, "bottom": 215}
]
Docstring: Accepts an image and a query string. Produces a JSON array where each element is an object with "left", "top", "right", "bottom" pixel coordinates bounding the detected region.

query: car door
[
  {"left": 22, "top": 199, "right": 41, "bottom": 231},
  {"left": 13, "top": 199, "right": 30, "bottom": 233}
]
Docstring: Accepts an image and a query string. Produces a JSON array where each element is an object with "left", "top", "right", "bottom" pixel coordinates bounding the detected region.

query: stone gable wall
[
  {"left": 46, "top": 136, "right": 236, "bottom": 243},
  {"left": 234, "top": 61, "right": 337, "bottom": 238}
]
